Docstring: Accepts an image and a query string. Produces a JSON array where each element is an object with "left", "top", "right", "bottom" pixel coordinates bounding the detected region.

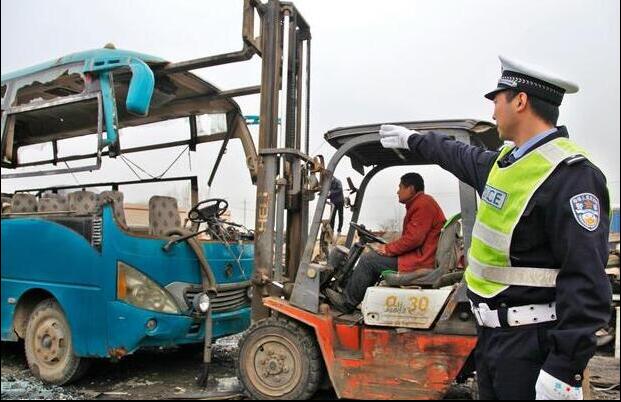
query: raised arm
[{"left": 380, "top": 124, "right": 499, "bottom": 195}]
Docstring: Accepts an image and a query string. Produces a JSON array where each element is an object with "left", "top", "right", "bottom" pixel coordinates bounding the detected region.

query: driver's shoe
[{"left": 325, "top": 289, "right": 355, "bottom": 314}]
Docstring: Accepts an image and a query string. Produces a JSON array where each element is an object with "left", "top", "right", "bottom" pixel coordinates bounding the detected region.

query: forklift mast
[
  {"left": 249, "top": 0, "right": 314, "bottom": 320},
  {"left": 144, "top": 0, "right": 315, "bottom": 320}
]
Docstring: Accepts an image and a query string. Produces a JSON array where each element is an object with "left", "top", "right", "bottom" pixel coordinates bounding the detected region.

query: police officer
[{"left": 379, "top": 56, "right": 612, "bottom": 400}]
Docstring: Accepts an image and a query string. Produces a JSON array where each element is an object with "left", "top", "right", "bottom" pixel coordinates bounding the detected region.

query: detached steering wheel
[
  {"left": 188, "top": 198, "right": 229, "bottom": 223},
  {"left": 350, "top": 222, "right": 387, "bottom": 244}
]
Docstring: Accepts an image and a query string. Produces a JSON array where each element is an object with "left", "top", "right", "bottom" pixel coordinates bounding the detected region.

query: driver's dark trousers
[{"left": 343, "top": 251, "right": 397, "bottom": 308}]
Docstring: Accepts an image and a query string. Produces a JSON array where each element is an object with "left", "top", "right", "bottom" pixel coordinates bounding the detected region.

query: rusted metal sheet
[
  {"left": 335, "top": 330, "right": 476, "bottom": 399},
  {"left": 334, "top": 323, "right": 360, "bottom": 351}
]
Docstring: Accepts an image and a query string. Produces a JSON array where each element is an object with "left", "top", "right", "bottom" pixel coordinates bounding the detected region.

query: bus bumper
[{"left": 106, "top": 301, "right": 250, "bottom": 357}]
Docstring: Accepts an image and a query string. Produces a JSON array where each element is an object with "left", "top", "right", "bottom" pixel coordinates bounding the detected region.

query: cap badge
[{"left": 498, "top": 78, "right": 518, "bottom": 87}]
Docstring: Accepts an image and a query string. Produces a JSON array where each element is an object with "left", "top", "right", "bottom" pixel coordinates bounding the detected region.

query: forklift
[
  {"left": 220, "top": 0, "right": 504, "bottom": 399},
  {"left": 239, "top": 116, "right": 503, "bottom": 399}
]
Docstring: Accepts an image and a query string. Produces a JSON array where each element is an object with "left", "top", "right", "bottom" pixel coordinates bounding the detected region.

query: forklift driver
[{"left": 326, "top": 173, "right": 446, "bottom": 313}]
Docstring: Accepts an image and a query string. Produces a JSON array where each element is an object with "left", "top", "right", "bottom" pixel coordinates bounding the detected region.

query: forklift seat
[{"left": 382, "top": 214, "right": 463, "bottom": 288}]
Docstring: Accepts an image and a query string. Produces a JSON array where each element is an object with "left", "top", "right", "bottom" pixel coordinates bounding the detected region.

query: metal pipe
[
  {"left": 12, "top": 131, "right": 229, "bottom": 168},
  {"left": 189, "top": 115, "right": 198, "bottom": 151},
  {"left": 191, "top": 176, "right": 199, "bottom": 207},
  {"left": 305, "top": 39, "right": 311, "bottom": 155},
  {"left": 295, "top": 35, "right": 304, "bottom": 150},
  {"left": 166, "top": 85, "right": 261, "bottom": 104},
  {"left": 284, "top": 28, "right": 307, "bottom": 281},
  {"left": 217, "top": 85, "right": 262, "bottom": 98},
  {"left": 207, "top": 112, "right": 237, "bottom": 187},
  {"left": 17, "top": 175, "right": 199, "bottom": 195},
  {"left": 273, "top": 11, "right": 290, "bottom": 285},
  {"left": 259, "top": 147, "right": 314, "bottom": 164},
  {"left": 274, "top": 179, "right": 287, "bottom": 282},
  {"left": 285, "top": 12, "right": 297, "bottom": 149},
  {"left": 162, "top": 44, "right": 255, "bottom": 74}
]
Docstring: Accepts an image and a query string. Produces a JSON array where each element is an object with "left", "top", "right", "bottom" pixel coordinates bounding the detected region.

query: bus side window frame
[
  {"left": 1, "top": 91, "right": 104, "bottom": 178},
  {"left": 1, "top": 82, "right": 17, "bottom": 167}
]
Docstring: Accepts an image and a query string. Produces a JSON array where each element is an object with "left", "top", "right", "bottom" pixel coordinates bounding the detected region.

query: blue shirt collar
[{"left": 511, "top": 127, "right": 558, "bottom": 159}]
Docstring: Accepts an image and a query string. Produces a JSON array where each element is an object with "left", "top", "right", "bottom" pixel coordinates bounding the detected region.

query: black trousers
[
  {"left": 343, "top": 251, "right": 398, "bottom": 307},
  {"left": 475, "top": 323, "right": 554, "bottom": 400},
  {"left": 329, "top": 201, "right": 344, "bottom": 232}
]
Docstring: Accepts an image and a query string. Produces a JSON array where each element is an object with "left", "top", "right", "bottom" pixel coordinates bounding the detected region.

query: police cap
[{"left": 484, "top": 55, "right": 579, "bottom": 106}]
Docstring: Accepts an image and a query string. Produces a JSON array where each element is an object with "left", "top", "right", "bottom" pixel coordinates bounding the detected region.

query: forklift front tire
[{"left": 236, "top": 316, "right": 324, "bottom": 399}]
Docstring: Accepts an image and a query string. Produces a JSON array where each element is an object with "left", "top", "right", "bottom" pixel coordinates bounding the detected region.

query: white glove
[
  {"left": 535, "top": 370, "right": 583, "bottom": 400},
  {"left": 379, "top": 124, "right": 419, "bottom": 150}
]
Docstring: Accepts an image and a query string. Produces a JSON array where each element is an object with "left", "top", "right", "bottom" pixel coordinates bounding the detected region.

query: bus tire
[
  {"left": 236, "top": 316, "right": 323, "bottom": 399},
  {"left": 24, "top": 298, "right": 90, "bottom": 385}
]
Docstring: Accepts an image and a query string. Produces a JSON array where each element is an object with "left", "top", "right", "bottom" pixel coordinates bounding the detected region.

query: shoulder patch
[
  {"left": 563, "top": 155, "right": 586, "bottom": 165},
  {"left": 569, "top": 193, "right": 600, "bottom": 231}
]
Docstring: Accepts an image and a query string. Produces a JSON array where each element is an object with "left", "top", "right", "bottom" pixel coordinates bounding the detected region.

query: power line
[
  {"left": 120, "top": 154, "right": 155, "bottom": 178},
  {"left": 63, "top": 161, "right": 81, "bottom": 186},
  {"left": 119, "top": 155, "right": 144, "bottom": 180},
  {"left": 310, "top": 140, "right": 327, "bottom": 155},
  {"left": 157, "top": 145, "right": 189, "bottom": 178}
]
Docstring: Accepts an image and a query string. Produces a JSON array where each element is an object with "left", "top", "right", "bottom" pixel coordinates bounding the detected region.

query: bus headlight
[{"left": 117, "top": 262, "right": 180, "bottom": 314}]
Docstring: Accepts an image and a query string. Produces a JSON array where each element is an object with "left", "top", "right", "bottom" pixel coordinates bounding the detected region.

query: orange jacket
[{"left": 384, "top": 192, "right": 446, "bottom": 272}]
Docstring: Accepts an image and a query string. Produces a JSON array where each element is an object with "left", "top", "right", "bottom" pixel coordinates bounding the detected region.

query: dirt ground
[
  {"left": 1, "top": 335, "right": 619, "bottom": 400},
  {"left": 1, "top": 334, "right": 338, "bottom": 400},
  {"left": 1, "top": 335, "right": 247, "bottom": 400}
]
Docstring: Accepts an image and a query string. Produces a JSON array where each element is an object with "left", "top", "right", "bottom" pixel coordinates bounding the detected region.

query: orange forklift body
[{"left": 264, "top": 297, "right": 477, "bottom": 399}]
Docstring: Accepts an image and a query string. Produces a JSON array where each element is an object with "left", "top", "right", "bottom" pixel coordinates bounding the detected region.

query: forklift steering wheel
[
  {"left": 188, "top": 198, "right": 229, "bottom": 223},
  {"left": 350, "top": 222, "right": 387, "bottom": 244}
]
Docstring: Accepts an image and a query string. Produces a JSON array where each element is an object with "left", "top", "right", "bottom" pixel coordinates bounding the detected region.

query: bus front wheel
[{"left": 24, "top": 298, "right": 90, "bottom": 384}]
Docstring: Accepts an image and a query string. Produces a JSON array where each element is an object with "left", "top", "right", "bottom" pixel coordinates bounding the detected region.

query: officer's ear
[{"left": 515, "top": 92, "right": 529, "bottom": 112}]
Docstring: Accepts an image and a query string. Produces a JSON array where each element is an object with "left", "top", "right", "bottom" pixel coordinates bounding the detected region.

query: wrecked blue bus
[{"left": 1, "top": 46, "right": 259, "bottom": 384}]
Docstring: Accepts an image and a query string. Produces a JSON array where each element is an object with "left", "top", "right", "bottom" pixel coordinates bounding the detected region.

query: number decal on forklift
[
  {"left": 384, "top": 295, "right": 430, "bottom": 315},
  {"left": 385, "top": 296, "right": 398, "bottom": 308},
  {"left": 408, "top": 296, "right": 430, "bottom": 314},
  {"left": 419, "top": 296, "right": 429, "bottom": 311}
]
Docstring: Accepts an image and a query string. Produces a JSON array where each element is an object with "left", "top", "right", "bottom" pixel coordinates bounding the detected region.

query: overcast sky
[{"left": 2, "top": 0, "right": 619, "bottom": 229}]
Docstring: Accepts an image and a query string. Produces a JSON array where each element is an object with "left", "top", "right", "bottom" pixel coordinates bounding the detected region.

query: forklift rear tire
[
  {"left": 236, "top": 317, "right": 323, "bottom": 399},
  {"left": 24, "top": 298, "right": 90, "bottom": 385}
]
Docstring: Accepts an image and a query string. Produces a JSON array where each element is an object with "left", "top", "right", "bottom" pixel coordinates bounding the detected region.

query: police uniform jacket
[{"left": 406, "top": 126, "right": 612, "bottom": 386}]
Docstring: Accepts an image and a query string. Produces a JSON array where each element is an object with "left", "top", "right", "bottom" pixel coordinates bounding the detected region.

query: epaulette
[{"left": 563, "top": 155, "right": 586, "bottom": 165}]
